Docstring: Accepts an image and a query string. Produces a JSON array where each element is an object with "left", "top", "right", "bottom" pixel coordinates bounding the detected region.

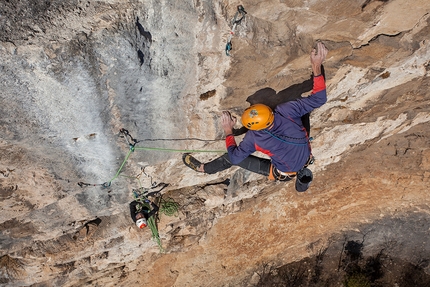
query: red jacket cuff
[
  {"left": 312, "top": 75, "right": 326, "bottom": 94},
  {"left": 225, "top": 134, "right": 236, "bottom": 148}
]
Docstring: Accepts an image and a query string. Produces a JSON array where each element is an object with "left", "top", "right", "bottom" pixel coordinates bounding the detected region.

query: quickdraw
[
  {"left": 120, "top": 128, "right": 139, "bottom": 151},
  {"left": 78, "top": 181, "right": 111, "bottom": 188},
  {"left": 226, "top": 5, "right": 247, "bottom": 56},
  {"left": 133, "top": 182, "right": 169, "bottom": 201}
]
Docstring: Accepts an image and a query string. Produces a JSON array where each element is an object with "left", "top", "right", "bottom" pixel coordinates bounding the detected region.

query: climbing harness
[
  {"left": 268, "top": 155, "right": 315, "bottom": 182},
  {"left": 268, "top": 165, "right": 297, "bottom": 181},
  {"left": 226, "top": 5, "right": 247, "bottom": 56}
]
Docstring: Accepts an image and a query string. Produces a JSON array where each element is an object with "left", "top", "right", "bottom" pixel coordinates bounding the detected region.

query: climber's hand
[
  {"left": 310, "top": 41, "right": 328, "bottom": 75},
  {"left": 221, "top": 111, "right": 236, "bottom": 135}
]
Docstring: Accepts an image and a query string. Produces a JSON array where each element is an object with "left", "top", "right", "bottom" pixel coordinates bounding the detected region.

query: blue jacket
[{"left": 226, "top": 75, "right": 327, "bottom": 172}]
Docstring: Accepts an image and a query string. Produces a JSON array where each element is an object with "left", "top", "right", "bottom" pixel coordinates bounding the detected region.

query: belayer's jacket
[
  {"left": 226, "top": 75, "right": 327, "bottom": 172},
  {"left": 129, "top": 200, "right": 159, "bottom": 222}
]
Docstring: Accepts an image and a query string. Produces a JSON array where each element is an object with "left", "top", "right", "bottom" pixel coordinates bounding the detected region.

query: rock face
[{"left": 0, "top": 0, "right": 429, "bottom": 286}]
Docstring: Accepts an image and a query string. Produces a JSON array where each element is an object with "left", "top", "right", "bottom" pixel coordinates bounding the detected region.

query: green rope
[
  {"left": 78, "top": 138, "right": 225, "bottom": 189},
  {"left": 149, "top": 198, "right": 179, "bottom": 252},
  {"left": 133, "top": 196, "right": 163, "bottom": 251},
  {"left": 100, "top": 146, "right": 224, "bottom": 187},
  {"left": 106, "top": 149, "right": 133, "bottom": 185},
  {"left": 133, "top": 192, "right": 180, "bottom": 253},
  {"left": 147, "top": 216, "right": 164, "bottom": 252},
  {"left": 159, "top": 198, "right": 179, "bottom": 217},
  {"left": 134, "top": 146, "right": 225, "bottom": 153}
]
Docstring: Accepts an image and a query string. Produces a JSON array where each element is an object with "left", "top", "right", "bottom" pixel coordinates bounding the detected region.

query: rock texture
[{"left": 0, "top": 0, "right": 429, "bottom": 286}]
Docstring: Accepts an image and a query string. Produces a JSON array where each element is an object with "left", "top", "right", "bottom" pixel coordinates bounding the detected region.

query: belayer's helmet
[
  {"left": 136, "top": 218, "right": 147, "bottom": 229},
  {"left": 241, "top": 104, "right": 274, "bottom": 130}
]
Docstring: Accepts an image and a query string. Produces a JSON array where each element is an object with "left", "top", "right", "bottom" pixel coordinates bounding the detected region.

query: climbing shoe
[
  {"left": 295, "top": 167, "right": 313, "bottom": 192},
  {"left": 182, "top": 153, "right": 203, "bottom": 172}
]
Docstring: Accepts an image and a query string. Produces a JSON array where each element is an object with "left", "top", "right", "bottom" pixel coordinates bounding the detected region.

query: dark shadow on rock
[
  {"left": 246, "top": 78, "right": 313, "bottom": 110},
  {"left": 233, "top": 66, "right": 325, "bottom": 137},
  {"left": 136, "top": 17, "right": 152, "bottom": 42},
  {"left": 73, "top": 218, "right": 102, "bottom": 241},
  {"left": 246, "top": 66, "right": 325, "bottom": 110},
  {"left": 137, "top": 49, "right": 144, "bottom": 65}
]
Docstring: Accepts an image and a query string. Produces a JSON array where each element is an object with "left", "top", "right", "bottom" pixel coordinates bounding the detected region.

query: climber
[
  {"left": 130, "top": 199, "right": 159, "bottom": 229},
  {"left": 183, "top": 41, "right": 328, "bottom": 192}
]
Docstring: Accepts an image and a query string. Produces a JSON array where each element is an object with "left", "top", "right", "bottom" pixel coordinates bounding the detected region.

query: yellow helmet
[{"left": 241, "top": 104, "right": 274, "bottom": 130}]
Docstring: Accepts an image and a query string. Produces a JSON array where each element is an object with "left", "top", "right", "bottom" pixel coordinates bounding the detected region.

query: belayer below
[
  {"left": 183, "top": 41, "right": 329, "bottom": 192},
  {"left": 130, "top": 199, "right": 159, "bottom": 229}
]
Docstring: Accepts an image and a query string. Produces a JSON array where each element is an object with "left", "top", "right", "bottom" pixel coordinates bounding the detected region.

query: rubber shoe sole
[{"left": 182, "top": 153, "right": 203, "bottom": 172}]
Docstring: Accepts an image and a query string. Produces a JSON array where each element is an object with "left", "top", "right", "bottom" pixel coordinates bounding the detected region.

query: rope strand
[
  {"left": 134, "top": 146, "right": 225, "bottom": 153},
  {"left": 77, "top": 128, "right": 225, "bottom": 188}
]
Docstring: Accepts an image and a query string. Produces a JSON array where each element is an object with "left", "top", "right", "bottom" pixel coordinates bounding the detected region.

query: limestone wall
[{"left": 0, "top": 0, "right": 429, "bottom": 286}]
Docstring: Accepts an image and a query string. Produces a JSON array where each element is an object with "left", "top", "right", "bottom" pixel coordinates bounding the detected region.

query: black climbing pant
[
  {"left": 203, "top": 153, "right": 271, "bottom": 176},
  {"left": 204, "top": 153, "right": 313, "bottom": 192}
]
